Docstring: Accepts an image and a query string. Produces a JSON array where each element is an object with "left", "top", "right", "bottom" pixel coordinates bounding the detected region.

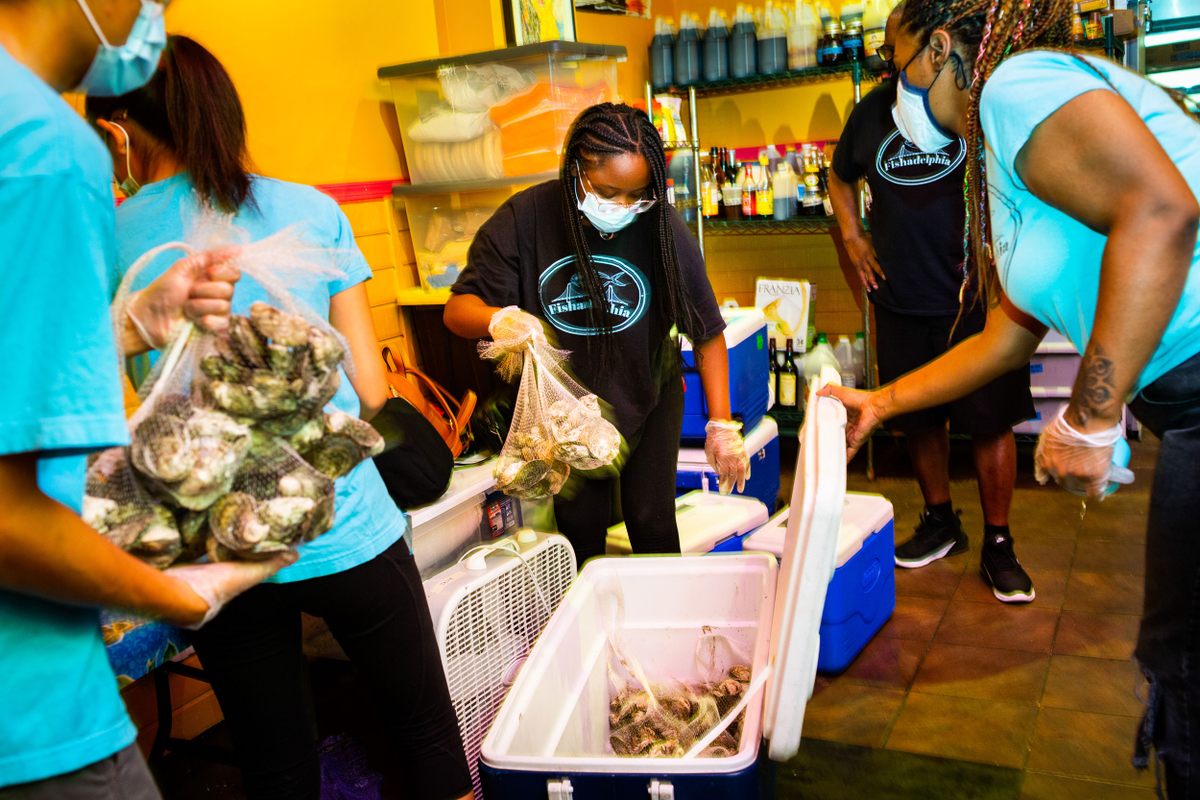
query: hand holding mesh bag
[{"left": 480, "top": 327, "right": 622, "bottom": 499}]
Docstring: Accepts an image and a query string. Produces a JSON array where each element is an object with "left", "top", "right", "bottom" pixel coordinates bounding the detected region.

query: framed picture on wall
[
  {"left": 503, "top": 0, "right": 577, "bottom": 45},
  {"left": 575, "top": 0, "right": 651, "bottom": 17}
]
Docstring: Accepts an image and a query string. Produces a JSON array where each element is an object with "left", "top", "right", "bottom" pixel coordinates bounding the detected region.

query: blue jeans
[{"left": 1129, "top": 349, "right": 1200, "bottom": 799}]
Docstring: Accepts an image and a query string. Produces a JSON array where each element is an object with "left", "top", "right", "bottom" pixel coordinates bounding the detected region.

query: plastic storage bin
[
  {"left": 680, "top": 307, "right": 770, "bottom": 443},
  {"left": 480, "top": 372, "right": 849, "bottom": 797},
  {"left": 677, "top": 416, "right": 781, "bottom": 511},
  {"left": 606, "top": 490, "right": 770, "bottom": 555},
  {"left": 379, "top": 42, "right": 624, "bottom": 185},
  {"left": 744, "top": 492, "right": 896, "bottom": 673}
]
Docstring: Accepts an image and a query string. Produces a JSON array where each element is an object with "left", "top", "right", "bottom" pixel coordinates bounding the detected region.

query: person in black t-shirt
[
  {"left": 445, "top": 103, "right": 749, "bottom": 566},
  {"left": 828, "top": 6, "right": 1036, "bottom": 603}
]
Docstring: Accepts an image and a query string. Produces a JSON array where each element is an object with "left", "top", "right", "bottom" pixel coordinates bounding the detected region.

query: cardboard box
[{"left": 1147, "top": 39, "right": 1200, "bottom": 72}]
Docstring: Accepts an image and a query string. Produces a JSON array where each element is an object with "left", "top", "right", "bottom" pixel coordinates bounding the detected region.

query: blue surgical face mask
[
  {"left": 110, "top": 122, "right": 141, "bottom": 197},
  {"left": 75, "top": 0, "right": 167, "bottom": 97},
  {"left": 892, "top": 51, "right": 957, "bottom": 153}
]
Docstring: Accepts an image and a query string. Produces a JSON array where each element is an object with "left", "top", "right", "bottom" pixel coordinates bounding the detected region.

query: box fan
[{"left": 422, "top": 530, "right": 576, "bottom": 797}]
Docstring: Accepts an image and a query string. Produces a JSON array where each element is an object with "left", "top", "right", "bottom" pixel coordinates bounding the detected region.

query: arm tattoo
[{"left": 1068, "top": 343, "right": 1117, "bottom": 428}]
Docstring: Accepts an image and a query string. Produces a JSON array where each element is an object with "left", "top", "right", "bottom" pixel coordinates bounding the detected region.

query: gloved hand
[
  {"left": 126, "top": 247, "right": 241, "bottom": 349},
  {"left": 481, "top": 306, "right": 548, "bottom": 381},
  {"left": 164, "top": 550, "right": 296, "bottom": 629},
  {"left": 488, "top": 306, "right": 546, "bottom": 352},
  {"left": 1034, "top": 405, "right": 1135, "bottom": 500},
  {"left": 705, "top": 419, "right": 751, "bottom": 495}
]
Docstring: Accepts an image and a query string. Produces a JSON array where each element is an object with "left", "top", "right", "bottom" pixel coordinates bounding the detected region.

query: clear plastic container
[{"left": 379, "top": 42, "right": 624, "bottom": 185}]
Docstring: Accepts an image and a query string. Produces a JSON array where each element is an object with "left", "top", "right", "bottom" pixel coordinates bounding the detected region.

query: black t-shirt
[
  {"left": 832, "top": 82, "right": 969, "bottom": 316},
  {"left": 452, "top": 180, "right": 726, "bottom": 437}
]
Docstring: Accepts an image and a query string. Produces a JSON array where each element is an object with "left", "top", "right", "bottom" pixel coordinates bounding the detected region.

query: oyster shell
[
  {"left": 250, "top": 302, "right": 310, "bottom": 346},
  {"left": 131, "top": 412, "right": 194, "bottom": 483}
]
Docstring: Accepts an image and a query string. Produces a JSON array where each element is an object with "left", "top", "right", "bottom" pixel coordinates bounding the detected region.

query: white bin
[{"left": 480, "top": 369, "right": 848, "bottom": 796}]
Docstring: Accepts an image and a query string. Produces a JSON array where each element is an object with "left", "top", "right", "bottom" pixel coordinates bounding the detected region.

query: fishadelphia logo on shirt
[
  {"left": 538, "top": 254, "right": 649, "bottom": 336},
  {"left": 875, "top": 130, "right": 965, "bottom": 186}
]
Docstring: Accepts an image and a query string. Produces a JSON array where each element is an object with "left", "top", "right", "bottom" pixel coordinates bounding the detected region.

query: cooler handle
[
  {"left": 547, "top": 778, "right": 574, "bottom": 800},
  {"left": 648, "top": 779, "right": 675, "bottom": 799}
]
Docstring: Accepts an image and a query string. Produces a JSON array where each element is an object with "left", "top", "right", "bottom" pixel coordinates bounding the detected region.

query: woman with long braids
[
  {"left": 446, "top": 102, "right": 748, "bottom": 565},
  {"left": 819, "top": 0, "right": 1199, "bottom": 792}
]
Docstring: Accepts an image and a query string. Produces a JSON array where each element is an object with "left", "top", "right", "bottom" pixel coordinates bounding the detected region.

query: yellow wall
[{"left": 165, "top": 0, "right": 441, "bottom": 185}]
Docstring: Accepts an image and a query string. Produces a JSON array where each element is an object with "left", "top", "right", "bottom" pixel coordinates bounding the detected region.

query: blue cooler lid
[{"left": 762, "top": 366, "right": 847, "bottom": 761}]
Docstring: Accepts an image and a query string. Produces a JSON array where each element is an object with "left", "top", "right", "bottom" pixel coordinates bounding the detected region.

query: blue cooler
[
  {"left": 680, "top": 307, "right": 769, "bottom": 443},
  {"left": 676, "top": 417, "right": 781, "bottom": 511},
  {"left": 606, "top": 490, "right": 769, "bottom": 555},
  {"left": 743, "top": 492, "right": 896, "bottom": 673}
]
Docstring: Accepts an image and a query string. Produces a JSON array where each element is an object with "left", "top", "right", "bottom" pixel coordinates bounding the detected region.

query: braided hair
[
  {"left": 900, "top": 0, "right": 1072, "bottom": 304},
  {"left": 559, "top": 103, "right": 702, "bottom": 373}
]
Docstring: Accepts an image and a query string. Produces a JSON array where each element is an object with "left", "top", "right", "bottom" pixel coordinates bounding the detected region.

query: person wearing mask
[
  {"left": 444, "top": 103, "right": 749, "bottom": 566},
  {"left": 827, "top": 3, "right": 1036, "bottom": 602},
  {"left": 0, "top": 2, "right": 287, "bottom": 798},
  {"left": 86, "top": 35, "right": 472, "bottom": 800},
  {"left": 820, "top": 0, "right": 1199, "bottom": 792}
]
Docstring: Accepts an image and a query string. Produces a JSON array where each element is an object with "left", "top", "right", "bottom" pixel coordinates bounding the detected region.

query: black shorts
[{"left": 874, "top": 303, "right": 1034, "bottom": 437}]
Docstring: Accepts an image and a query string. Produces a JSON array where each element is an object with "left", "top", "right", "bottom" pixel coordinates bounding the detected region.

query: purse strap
[{"left": 382, "top": 347, "right": 465, "bottom": 436}]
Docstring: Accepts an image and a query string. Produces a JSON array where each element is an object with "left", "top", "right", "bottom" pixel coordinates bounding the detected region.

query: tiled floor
[{"left": 792, "top": 435, "right": 1159, "bottom": 798}]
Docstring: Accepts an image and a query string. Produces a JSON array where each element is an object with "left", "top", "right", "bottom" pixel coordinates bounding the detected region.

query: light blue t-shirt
[
  {"left": 982, "top": 50, "right": 1200, "bottom": 391},
  {"left": 116, "top": 174, "right": 405, "bottom": 582},
  {"left": 0, "top": 46, "right": 137, "bottom": 787}
]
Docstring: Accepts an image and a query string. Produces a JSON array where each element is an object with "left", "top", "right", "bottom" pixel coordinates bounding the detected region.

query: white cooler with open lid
[{"left": 479, "top": 372, "right": 848, "bottom": 797}]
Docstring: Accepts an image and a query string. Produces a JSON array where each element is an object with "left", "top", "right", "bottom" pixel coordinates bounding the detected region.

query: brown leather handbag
[{"left": 381, "top": 346, "right": 476, "bottom": 458}]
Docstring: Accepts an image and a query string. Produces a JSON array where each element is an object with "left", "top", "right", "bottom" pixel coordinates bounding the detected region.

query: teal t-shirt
[
  {"left": 981, "top": 50, "right": 1200, "bottom": 391},
  {"left": 115, "top": 174, "right": 405, "bottom": 582},
  {"left": 0, "top": 46, "right": 137, "bottom": 786}
]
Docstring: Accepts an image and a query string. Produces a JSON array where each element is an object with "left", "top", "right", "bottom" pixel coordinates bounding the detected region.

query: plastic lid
[{"left": 762, "top": 373, "right": 847, "bottom": 761}]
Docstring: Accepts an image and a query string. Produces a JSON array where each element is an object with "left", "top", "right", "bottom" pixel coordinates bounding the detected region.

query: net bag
[
  {"left": 85, "top": 219, "right": 383, "bottom": 567},
  {"left": 482, "top": 336, "right": 622, "bottom": 499}
]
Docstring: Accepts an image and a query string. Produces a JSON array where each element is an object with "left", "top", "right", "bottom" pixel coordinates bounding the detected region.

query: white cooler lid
[
  {"left": 677, "top": 416, "right": 779, "bottom": 469},
  {"left": 606, "top": 491, "right": 770, "bottom": 555},
  {"left": 762, "top": 368, "right": 847, "bottom": 762},
  {"left": 744, "top": 491, "right": 893, "bottom": 568},
  {"left": 680, "top": 306, "right": 766, "bottom": 352},
  {"left": 406, "top": 459, "right": 497, "bottom": 529}
]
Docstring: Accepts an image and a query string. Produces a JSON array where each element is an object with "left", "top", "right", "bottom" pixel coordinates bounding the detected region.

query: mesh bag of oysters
[
  {"left": 480, "top": 335, "right": 622, "bottom": 499},
  {"left": 605, "top": 630, "right": 759, "bottom": 759},
  {"left": 84, "top": 224, "right": 383, "bottom": 568}
]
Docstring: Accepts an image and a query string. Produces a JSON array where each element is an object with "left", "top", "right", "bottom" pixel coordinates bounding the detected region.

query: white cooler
[
  {"left": 605, "top": 491, "right": 769, "bottom": 555},
  {"left": 406, "top": 460, "right": 497, "bottom": 579},
  {"left": 480, "top": 370, "right": 848, "bottom": 798}
]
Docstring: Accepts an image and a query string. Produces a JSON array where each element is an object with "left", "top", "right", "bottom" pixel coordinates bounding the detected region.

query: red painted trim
[{"left": 313, "top": 178, "right": 408, "bottom": 204}]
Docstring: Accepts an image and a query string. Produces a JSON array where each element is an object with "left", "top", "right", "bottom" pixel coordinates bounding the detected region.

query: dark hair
[
  {"left": 86, "top": 35, "right": 253, "bottom": 214},
  {"left": 900, "top": 0, "right": 1072, "bottom": 304},
  {"left": 559, "top": 102, "right": 701, "bottom": 372}
]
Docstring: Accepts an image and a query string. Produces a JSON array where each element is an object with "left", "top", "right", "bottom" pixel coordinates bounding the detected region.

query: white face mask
[
  {"left": 75, "top": 0, "right": 167, "bottom": 98},
  {"left": 892, "top": 64, "right": 956, "bottom": 153},
  {"left": 577, "top": 189, "right": 640, "bottom": 234}
]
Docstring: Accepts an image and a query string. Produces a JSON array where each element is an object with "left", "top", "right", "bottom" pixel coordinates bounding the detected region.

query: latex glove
[
  {"left": 816, "top": 383, "right": 880, "bottom": 458},
  {"left": 126, "top": 247, "right": 241, "bottom": 349},
  {"left": 705, "top": 419, "right": 751, "bottom": 495},
  {"left": 1034, "top": 405, "right": 1135, "bottom": 500},
  {"left": 164, "top": 550, "right": 296, "bottom": 629},
  {"left": 487, "top": 306, "right": 546, "bottom": 353}
]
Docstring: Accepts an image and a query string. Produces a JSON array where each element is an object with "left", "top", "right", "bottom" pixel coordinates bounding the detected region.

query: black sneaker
[
  {"left": 895, "top": 509, "right": 969, "bottom": 569},
  {"left": 980, "top": 534, "right": 1036, "bottom": 603}
]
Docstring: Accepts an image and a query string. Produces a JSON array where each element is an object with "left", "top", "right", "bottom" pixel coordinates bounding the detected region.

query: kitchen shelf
[
  {"left": 704, "top": 217, "right": 839, "bottom": 235},
  {"left": 391, "top": 172, "right": 557, "bottom": 197},
  {"left": 658, "top": 62, "right": 881, "bottom": 98},
  {"left": 663, "top": 140, "right": 700, "bottom": 151}
]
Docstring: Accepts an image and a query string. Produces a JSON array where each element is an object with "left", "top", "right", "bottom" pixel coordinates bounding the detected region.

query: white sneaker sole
[
  {"left": 895, "top": 539, "right": 960, "bottom": 569},
  {"left": 981, "top": 564, "right": 1036, "bottom": 603}
]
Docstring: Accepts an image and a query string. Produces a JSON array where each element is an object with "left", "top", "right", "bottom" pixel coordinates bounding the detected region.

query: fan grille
[{"left": 441, "top": 538, "right": 575, "bottom": 798}]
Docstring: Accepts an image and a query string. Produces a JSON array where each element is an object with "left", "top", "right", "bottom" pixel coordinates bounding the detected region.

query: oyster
[
  {"left": 228, "top": 315, "right": 268, "bottom": 369},
  {"left": 131, "top": 412, "right": 194, "bottom": 483},
  {"left": 260, "top": 496, "right": 315, "bottom": 529},
  {"left": 209, "top": 378, "right": 300, "bottom": 419},
  {"left": 306, "top": 326, "right": 345, "bottom": 373},
  {"left": 82, "top": 496, "right": 118, "bottom": 531},
  {"left": 325, "top": 411, "right": 384, "bottom": 455},
  {"left": 250, "top": 302, "right": 311, "bottom": 346},
  {"left": 200, "top": 354, "right": 250, "bottom": 384},
  {"left": 175, "top": 509, "right": 209, "bottom": 563},
  {"left": 101, "top": 504, "right": 182, "bottom": 568},
  {"left": 209, "top": 492, "right": 272, "bottom": 553},
  {"left": 286, "top": 418, "right": 325, "bottom": 451},
  {"left": 304, "top": 434, "right": 364, "bottom": 479}
]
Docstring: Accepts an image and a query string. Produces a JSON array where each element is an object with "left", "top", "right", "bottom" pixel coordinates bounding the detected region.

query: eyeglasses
[
  {"left": 577, "top": 163, "right": 658, "bottom": 214},
  {"left": 877, "top": 43, "right": 895, "bottom": 62}
]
